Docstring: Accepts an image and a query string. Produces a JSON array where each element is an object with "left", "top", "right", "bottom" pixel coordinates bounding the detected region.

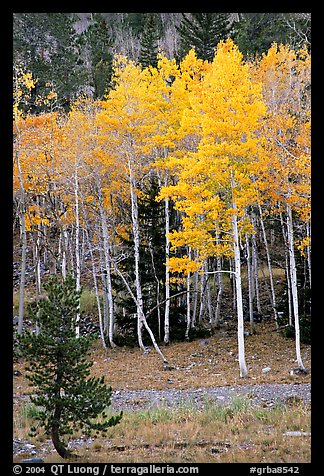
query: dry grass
[{"left": 14, "top": 397, "right": 311, "bottom": 463}]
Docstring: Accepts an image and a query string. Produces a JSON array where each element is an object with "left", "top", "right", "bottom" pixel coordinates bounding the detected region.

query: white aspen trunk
[
  {"left": 34, "top": 231, "right": 42, "bottom": 335},
  {"left": 148, "top": 238, "right": 161, "bottom": 340},
  {"left": 69, "top": 224, "right": 75, "bottom": 272},
  {"left": 258, "top": 203, "right": 279, "bottom": 329},
  {"left": 164, "top": 185, "right": 171, "bottom": 344},
  {"left": 231, "top": 173, "right": 248, "bottom": 378},
  {"left": 233, "top": 213, "right": 248, "bottom": 378},
  {"left": 306, "top": 221, "right": 311, "bottom": 288},
  {"left": 16, "top": 162, "right": 27, "bottom": 336},
  {"left": 251, "top": 220, "right": 262, "bottom": 315},
  {"left": 192, "top": 268, "right": 199, "bottom": 328},
  {"left": 199, "top": 261, "right": 212, "bottom": 326},
  {"left": 206, "top": 273, "right": 213, "bottom": 324},
  {"left": 280, "top": 212, "right": 293, "bottom": 326},
  {"left": 198, "top": 269, "right": 207, "bottom": 323},
  {"left": 85, "top": 223, "right": 107, "bottom": 350},
  {"left": 128, "top": 159, "right": 145, "bottom": 351},
  {"left": 18, "top": 238, "right": 27, "bottom": 331},
  {"left": 230, "top": 258, "right": 236, "bottom": 313},
  {"left": 74, "top": 168, "right": 81, "bottom": 338},
  {"left": 286, "top": 256, "right": 293, "bottom": 327},
  {"left": 214, "top": 232, "right": 223, "bottom": 327},
  {"left": 99, "top": 249, "right": 109, "bottom": 335},
  {"left": 246, "top": 233, "right": 255, "bottom": 333},
  {"left": 185, "top": 247, "right": 191, "bottom": 340},
  {"left": 114, "top": 265, "right": 168, "bottom": 363},
  {"left": 286, "top": 203, "right": 305, "bottom": 371},
  {"left": 98, "top": 193, "right": 116, "bottom": 348},
  {"left": 61, "top": 228, "right": 68, "bottom": 279}
]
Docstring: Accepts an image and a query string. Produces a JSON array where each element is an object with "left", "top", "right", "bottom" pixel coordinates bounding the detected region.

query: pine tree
[
  {"left": 176, "top": 13, "right": 229, "bottom": 62},
  {"left": 80, "top": 13, "right": 114, "bottom": 98},
  {"left": 232, "top": 13, "right": 288, "bottom": 57},
  {"left": 138, "top": 13, "right": 160, "bottom": 68},
  {"left": 13, "top": 13, "right": 86, "bottom": 110},
  {"left": 18, "top": 274, "right": 123, "bottom": 459}
]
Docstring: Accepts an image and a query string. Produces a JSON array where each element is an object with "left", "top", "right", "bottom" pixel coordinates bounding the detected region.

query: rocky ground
[
  {"left": 13, "top": 318, "right": 311, "bottom": 460},
  {"left": 13, "top": 381, "right": 311, "bottom": 459},
  {"left": 110, "top": 382, "right": 311, "bottom": 413}
]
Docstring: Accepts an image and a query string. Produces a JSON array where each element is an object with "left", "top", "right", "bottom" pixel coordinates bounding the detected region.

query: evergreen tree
[
  {"left": 80, "top": 13, "right": 114, "bottom": 98},
  {"left": 176, "top": 13, "right": 229, "bottom": 61},
  {"left": 232, "top": 13, "right": 288, "bottom": 57},
  {"left": 18, "top": 274, "right": 122, "bottom": 459},
  {"left": 112, "top": 177, "right": 185, "bottom": 343},
  {"left": 13, "top": 13, "right": 86, "bottom": 110},
  {"left": 138, "top": 13, "right": 160, "bottom": 68},
  {"left": 113, "top": 178, "right": 165, "bottom": 342},
  {"left": 124, "top": 12, "right": 147, "bottom": 36}
]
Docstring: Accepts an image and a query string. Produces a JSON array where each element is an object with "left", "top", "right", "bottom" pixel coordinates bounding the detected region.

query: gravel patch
[{"left": 111, "top": 383, "right": 311, "bottom": 413}]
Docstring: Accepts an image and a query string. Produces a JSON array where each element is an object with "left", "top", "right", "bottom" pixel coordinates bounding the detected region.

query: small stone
[
  {"left": 199, "top": 339, "right": 209, "bottom": 345},
  {"left": 283, "top": 431, "right": 310, "bottom": 437},
  {"left": 163, "top": 364, "right": 175, "bottom": 371},
  {"left": 21, "top": 458, "right": 44, "bottom": 463},
  {"left": 290, "top": 368, "right": 309, "bottom": 375},
  {"left": 24, "top": 443, "right": 36, "bottom": 449},
  {"left": 262, "top": 366, "right": 271, "bottom": 373}
]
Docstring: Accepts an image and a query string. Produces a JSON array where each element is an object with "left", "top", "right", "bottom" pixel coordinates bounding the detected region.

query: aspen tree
[
  {"left": 13, "top": 68, "right": 35, "bottom": 334},
  {"left": 159, "top": 40, "right": 267, "bottom": 377},
  {"left": 255, "top": 43, "right": 310, "bottom": 370},
  {"left": 97, "top": 56, "right": 169, "bottom": 359}
]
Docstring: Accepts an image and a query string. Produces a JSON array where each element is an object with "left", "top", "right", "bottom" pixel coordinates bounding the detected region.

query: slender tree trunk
[
  {"left": 74, "top": 168, "right": 81, "bottom": 338},
  {"left": 251, "top": 218, "right": 262, "bottom": 315},
  {"left": 164, "top": 189, "right": 171, "bottom": 344},
  {"left": 148, "top": 238, "right": 161, "bottom": 340},
  {"left": 51, "top": 410, "right": 73, "bottom": 459},
  {"left": 231, "top": 173, "right": 248, "bottom": 378},
  {"left": 280, "top": 212, "right": 293, "bottom": 326},
  {"left": 114, "top": 265, "right": 168, "bottom": 363},
  {"left": 246, "top": 233, "right": 255, "bottom": 333},
  {"left": 85, "top": 224, "right": 107, "bottom": 350},
  {"left": 214, "top": 233, "right": 223, "bottom": 327},
  {"left": 17, "top": 211, "right": 27, "bottom": 335},
  {"left": 258, "top": 203, "right": 279, "bottom": 329},
  {"left": 16, "top": 151, "right": 27, "bottom": 335},
  {"left": 192, "top": 267, "right": 199, "bottom": 328},
  {"left": 97, "top": 191, "right": 116, "bottom": 348},
  {"left": 198, "top": 270, "right": 206, "bottom": 323},
  {"left": 33, "top": 230, "right": 42, "bottom": 335},
  {"left": 286, "top": 203, "right": 305, "bottom": 371},
  {"left": 230, "top": 258, "right": 236, "bottom": 313},
  {"left": 61, "top": 228, "right": 68, "bottom": 279},
  {"left": 306, "top": 220, "right": 311, "bottom": 288},
  {"left": 128, "top": 160, "right": 145, "bottom": 351},
  {"left": 99, "top": 245, "right": 109, "bottom": 336},
  {"left": 185, "top": 247, "right": 191, "bottom": 340},
  {"left": 81, "top": 199, "right": 107, "bottom": 350},
  {"left": 206, "top": 274, "right": 213, "bottom": 324}
]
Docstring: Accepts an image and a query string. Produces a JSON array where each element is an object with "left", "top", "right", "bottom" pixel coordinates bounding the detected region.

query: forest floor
[
  {"left": 13, "top": 321, "right": 311, "bottom": 394},
  {"left": 13, "top": 320, "right": 311, "bottom": 463}
]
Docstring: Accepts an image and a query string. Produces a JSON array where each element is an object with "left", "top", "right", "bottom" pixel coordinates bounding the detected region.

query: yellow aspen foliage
[
  {"left": 159, "top": 39, "right": 267, "bottom": 276},
  {"left": 254, "top": 42, "right": 311, "bottom": 223}
]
